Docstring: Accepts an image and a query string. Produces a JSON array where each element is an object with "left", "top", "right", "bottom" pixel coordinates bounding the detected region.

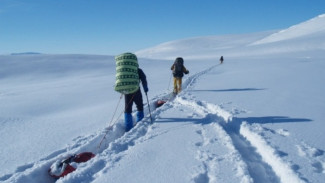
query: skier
[
  {"left": 171, "top": 57, "right": 189, "bottom": 94},
  {"left": 124, "top": 67, "right": 148, "bottom": 131},
  {"left": 114, "top": 52, "right": 149, "bottom": 132},
  {"left": 220, "top": 56, "right": 224, "bottom": 64}
]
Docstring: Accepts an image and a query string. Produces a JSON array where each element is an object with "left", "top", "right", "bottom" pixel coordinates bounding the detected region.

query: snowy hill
[
  {"left": 135, "top": 31, "right": 275, "bottom": 60},
  {"left": 251, "top": 14, "right": 325, "bottom": 45},
  {"left": 1, "top": 15, "right": 325, "bottom": 183},
  {"left": 136, "top": 14, "right": 325, "bottom": 60}
]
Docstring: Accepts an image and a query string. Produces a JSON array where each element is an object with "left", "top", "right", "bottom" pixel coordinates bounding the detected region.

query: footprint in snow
[
  {"left": 296, "top": 142, "right": 325, "bottom": 173},
  {"left": 276, "top": 129, "right": 290, "bottom": 137},
  {"left": 311, "top": 162, "right": 324, "bottom": 173},
  {"left": 297, "top": 143, "right": 324, "bottom": 158}
]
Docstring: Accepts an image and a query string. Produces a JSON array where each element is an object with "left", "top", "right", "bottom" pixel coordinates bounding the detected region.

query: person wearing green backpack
[
  {"left": 114, "top": 53, "right": 148, "bottom": 132},
  {"left": 124, "top": 67, "right": 148, "bottom": 131}
]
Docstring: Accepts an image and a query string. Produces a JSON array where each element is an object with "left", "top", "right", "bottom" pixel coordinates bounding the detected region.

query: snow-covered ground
[{"left": 1, "top": 14, "right": 325, "bottom": 183}]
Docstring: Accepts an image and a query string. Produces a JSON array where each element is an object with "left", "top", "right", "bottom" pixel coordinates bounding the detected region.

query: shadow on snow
[
  {"left": 156, "top": 116, "right": 312, "bottom": 125},
  {"left": 233, "top": 116, "right": 312, "bottom": 124},
  {"left": 189, "top": 88, "right": 266, "bottom": 92}
]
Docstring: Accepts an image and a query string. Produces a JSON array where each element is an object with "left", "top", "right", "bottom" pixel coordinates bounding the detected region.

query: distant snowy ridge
[
  {"left": 251, "top": 14, "right": 325, "bottom": 45},
  {"left": 135, "top": 31, "right": 274, "bottom": 60},
  {"left": 10, "top": 52, "right": 41, "bottom": 55},
  {"left": 136, "top": 14, "right": 325, "bottom": 60}
]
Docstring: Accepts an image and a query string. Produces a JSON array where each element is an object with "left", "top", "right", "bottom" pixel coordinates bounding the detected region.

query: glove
[
  {"left": 185, "top": 70, "right": 189, "bottom": 74},
  {"left": 143, "top": 85, "right": 148, "bottom": 93}
]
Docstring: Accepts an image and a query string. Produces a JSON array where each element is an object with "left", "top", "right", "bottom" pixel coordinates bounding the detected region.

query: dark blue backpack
[{"left": 173, "top": 57, "right": 184, "bottom": 77}]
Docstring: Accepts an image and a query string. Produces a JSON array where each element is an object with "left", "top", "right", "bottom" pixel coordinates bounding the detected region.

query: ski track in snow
[{"left": 2, "top": 63, "right": 323, "bottom": 183}]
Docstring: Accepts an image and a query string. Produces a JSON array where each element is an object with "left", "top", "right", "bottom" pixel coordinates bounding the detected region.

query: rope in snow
[
  {"left": 97, "top": 93, "right": 136, "bottom": 152},
  {"left": 97, "top": 94, "right": 123, "bottom": 151}
]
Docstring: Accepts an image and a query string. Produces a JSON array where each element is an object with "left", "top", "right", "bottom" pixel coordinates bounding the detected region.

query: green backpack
[{"left": 114, "top": 53, "right": 139, "bottom": 94}]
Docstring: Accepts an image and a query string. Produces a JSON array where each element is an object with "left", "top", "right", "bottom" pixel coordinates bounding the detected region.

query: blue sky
[{"left": 1, "top": 0, "right": 325, "bottom": 55}]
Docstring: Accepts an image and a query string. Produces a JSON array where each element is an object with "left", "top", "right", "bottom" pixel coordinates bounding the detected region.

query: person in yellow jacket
[{"left": 171, "top": 57, "right": 189, "bottom": 94}]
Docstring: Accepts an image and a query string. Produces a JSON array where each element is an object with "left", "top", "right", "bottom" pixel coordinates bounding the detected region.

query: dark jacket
[
  {"left": 138, "top": 68, "right": 148, "bottom": 91},
  {"left": 171, "top": 64, "right": 189, "bottom": 78}
]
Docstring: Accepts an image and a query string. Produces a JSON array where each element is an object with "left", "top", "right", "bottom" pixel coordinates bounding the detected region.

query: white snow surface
[{"left": 1, "top": 14, "right": 325, "bottom": 183}]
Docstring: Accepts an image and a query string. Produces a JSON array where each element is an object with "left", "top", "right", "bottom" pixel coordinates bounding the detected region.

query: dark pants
[{"left": 124, "top": 89, "right": 143, "bottom": 114}]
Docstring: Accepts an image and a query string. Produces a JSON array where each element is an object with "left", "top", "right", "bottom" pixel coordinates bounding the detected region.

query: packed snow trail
[
  {"left": 55, "top": 91, "right": 252, "bottom": 182},
  {"left": 184, "top": 63, "right": 311, "bottom": 182},
  {"left": 89, "top": 96, "right": 253, "bottom": 183},
  {"left": 1, "top": 63, "right": 312, "bottom": 183}
]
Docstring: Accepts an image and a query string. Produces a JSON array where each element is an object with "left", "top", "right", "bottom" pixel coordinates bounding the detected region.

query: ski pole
[
  {"left": 145, "top": 92, "right": 153, "bottom": 123},
  {"left": 167, "top": 73, "right": 172, "bottom": 90}
]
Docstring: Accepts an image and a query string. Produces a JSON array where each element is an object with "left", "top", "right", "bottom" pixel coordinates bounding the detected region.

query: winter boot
[
  {"left": 136, "top": 111, "right": 144, "bottom": 122},
  {"left": 124, "top": 113, "right": 133, "bottom": 132}
]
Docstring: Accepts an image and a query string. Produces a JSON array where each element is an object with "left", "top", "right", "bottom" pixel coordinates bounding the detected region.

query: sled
[
  {"left": 155, "top": 92, "right": 177, "bottom": 108},
  {"left": 48, "top": 152, "right": 95, "bottom": 179},
  {"left": 156, "top": 100, "right": 167, "bottom": 108}
]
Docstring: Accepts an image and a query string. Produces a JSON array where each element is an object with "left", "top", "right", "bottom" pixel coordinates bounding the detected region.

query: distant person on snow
[
  {"left": 220, "top": 56, "right": 224, "bottom": 64},
  {"left": 171, "top": 57, "right": 189, "bottom": 94}
]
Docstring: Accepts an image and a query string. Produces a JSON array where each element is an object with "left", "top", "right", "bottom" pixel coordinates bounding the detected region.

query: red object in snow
[
  {"left": 48, "top": 164, "right": 76, "bottom": 179},
  {"left": 48, "top": 152, "right": 95, "bottom": 179},
  {"left": 156, "top": 100, "right": 166, "bottom": 108},
  {"left": 74, "top": 152, "right": 95, "bottom": 163}
]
